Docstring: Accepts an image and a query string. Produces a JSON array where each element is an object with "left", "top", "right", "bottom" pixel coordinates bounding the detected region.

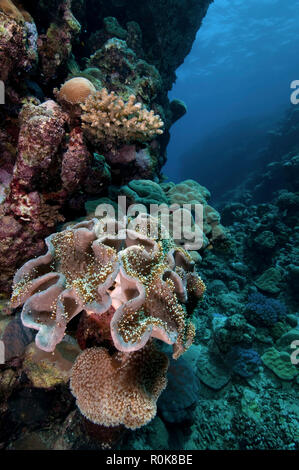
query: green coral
[
  {"left": 255, "top": 267, "right": 282, "bottom": 294},
  {"left": 262, "top": 347, "right": 298, "bottom": 381}
]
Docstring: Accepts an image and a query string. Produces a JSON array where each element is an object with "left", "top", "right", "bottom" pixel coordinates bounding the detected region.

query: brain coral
[
  {"left": 57, "top": 77, "right": 96, "bottom": 105},
  {"left": 70, "top": 342, "right": 168, "bottom": 429}
]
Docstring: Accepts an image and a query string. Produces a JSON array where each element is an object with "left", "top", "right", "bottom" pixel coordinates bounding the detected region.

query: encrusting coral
[
  {"left": 80, "top": 88, "right": 164, "bottom": 149},
  {"left": 10, "top": 212, "right": 205, "bottom": 428},
  {"left": 0, "top": 7, "right": 37, "bottom": 83}
]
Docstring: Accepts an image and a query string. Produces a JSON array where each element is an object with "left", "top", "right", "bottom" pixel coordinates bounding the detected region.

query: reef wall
[{"left": 0, "top": 0, "right": 212, "bottom": 293}]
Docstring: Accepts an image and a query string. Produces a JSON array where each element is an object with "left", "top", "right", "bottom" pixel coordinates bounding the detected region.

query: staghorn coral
[
  {"left": 80, "top": 88, "right": 164, "bottom": 150},
  {"left": 70, "top": 342, "right": 168, "bottom": 429}
]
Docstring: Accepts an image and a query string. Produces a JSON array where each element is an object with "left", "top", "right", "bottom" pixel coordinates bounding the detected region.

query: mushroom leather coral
[
  {"left": 11, "top": 219, "right": 119, "bottom": 351},
  {"left": 11, "top": 214, "right": 205, "bottom": 358}
]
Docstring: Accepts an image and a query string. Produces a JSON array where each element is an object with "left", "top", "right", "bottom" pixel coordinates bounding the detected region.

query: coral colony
[{"left": 0, "top": 0, "right": 298, "bottom": 451}]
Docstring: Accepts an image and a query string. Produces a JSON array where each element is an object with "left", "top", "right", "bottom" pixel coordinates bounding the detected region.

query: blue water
[{"left": 165, "top": 0, "right": 299, "bottom": 183}]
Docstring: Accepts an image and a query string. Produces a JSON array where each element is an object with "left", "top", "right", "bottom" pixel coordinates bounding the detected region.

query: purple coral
[
  {"left": 225, "top": 346, "right": 261, "bottom": 378},
  {"left": 245, "top": 292, "right": 287, "bottom": 327}
]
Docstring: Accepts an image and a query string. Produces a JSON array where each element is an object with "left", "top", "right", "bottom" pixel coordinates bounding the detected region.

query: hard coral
[
  {"left": 0, "top": 0, "right": 25, "bottom": 22},
  {"left": 11, "top": 100, "right": 67, "bottom": 191},
  {"left": 163, "top": 179, "right": 227, "bottom": 248},
  {"left": 245, "top": 292, "right": 287, "bottom": 328},
  {"left": 70, "top": 342, "right": 168, "bottom": 429},
  {"left": 61, "top": 127, "right": 91, "bottom": 193},
  {"left": 87, "top": 38, "right": 162, "bottom": 105},
  {"left": 37, "top": 0, "right": 80, "bottom": 83},
  {"left": 80, "top": 88, "right": 164, "bottom": 150},
  {"left": 57, "top": 77, "right": 96, "bottom": 106}
]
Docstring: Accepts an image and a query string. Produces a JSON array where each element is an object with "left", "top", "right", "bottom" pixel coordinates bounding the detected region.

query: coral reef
[
  {"left": 9, "top": 212, "right": 205, "bottom": 430},
  {"left": 0, "top": 0, "right": 297, "bottom": 454},
  {"left": 162, "top": 179, "right": 227, "bottom": 247}
]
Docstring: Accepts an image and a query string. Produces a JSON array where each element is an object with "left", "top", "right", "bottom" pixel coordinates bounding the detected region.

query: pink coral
[
  {"left": 11, "top": 219, "right": 119, "bottom": 351},
  {"left": 61, "top": 127, "right": 91, "bottom": 193},
  {"left": 11, "top": 214, "right": 205, "bottom": 357},
  {"left": 11, "top": 100, "right": 67, "bottom": 191},
  {"left": 0, "top": 9, "right": 37, "bottom": 82}
]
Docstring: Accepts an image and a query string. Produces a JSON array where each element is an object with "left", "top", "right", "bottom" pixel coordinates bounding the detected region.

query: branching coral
[{"left": 80, "top": 88, "right": 164, "bottom": 149}]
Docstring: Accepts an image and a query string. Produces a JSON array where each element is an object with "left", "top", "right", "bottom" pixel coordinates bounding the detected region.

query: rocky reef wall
[{"left": 0, "top": 0, "right": 212, "bottom": 293}]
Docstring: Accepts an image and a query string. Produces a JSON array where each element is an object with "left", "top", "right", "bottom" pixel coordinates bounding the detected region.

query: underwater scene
[{"left": 0, "top": 0, "right": 298, "bottom": 453}]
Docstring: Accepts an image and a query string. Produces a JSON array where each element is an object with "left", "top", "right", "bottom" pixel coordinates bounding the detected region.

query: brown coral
[
  {"left": 70, "top": 342, "right": 169, "bottom": 429},
  {"left": 80, "top": 88, "right": 164, "bottom": 149},
  {"left": 58, "top": 77, "right": 96, "bottom": 105}
]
